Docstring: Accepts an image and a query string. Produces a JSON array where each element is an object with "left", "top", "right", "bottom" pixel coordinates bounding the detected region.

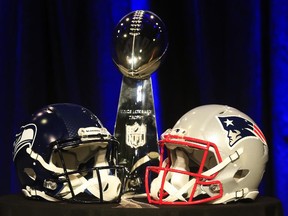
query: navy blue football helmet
[{"left": 13, "top": 103, "right": 124, "bottom": 203}]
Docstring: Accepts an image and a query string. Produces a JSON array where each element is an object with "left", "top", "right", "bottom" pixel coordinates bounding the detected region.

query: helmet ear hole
[
  {"left": 24, "top": 168, "right": 36, "bottom": 181},
  {"left": 233, "top": 169, "right": 249, "bottom": 182}
]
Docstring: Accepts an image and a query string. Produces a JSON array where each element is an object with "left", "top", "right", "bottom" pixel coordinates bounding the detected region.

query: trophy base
[{"left": 114, "top": 76, "right": 159, "bottom": 194}]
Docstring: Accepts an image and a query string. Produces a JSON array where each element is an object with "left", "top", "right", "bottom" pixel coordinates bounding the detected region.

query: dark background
[{"left": 0, "top": 0, "right": 287, "bottom": 215}]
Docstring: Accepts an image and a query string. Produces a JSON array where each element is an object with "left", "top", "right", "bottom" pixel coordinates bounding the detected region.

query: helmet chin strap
[
  {"left": 150, "top": 148, "right": 244, "bottom": 202},
  {"left": 170, "top": 149, "right": 190, "bottom": 189},
  {"left": 62, "top": 148, "right": 121, "bottom": 201},
  {"left": 150, "top": 149, "right": 198, "bottom": 202},
  {"left": 61, "top": 171, "right": 121, "bottom": 201},
  {"left": 26, "top": 146, "right": 121, "bottom": 202},
  {"left": 150, "top": 159, "right": 188, "bottom": 202}
]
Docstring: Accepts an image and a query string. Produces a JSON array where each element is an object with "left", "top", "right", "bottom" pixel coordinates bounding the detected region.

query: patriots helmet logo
[{"left": 218, "top": 116, "right": 266, "bottom": 147}]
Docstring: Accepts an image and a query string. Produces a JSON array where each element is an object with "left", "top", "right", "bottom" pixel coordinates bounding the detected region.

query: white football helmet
[{"left": 145, "top": 104, "right": 268, "bottom": 205}]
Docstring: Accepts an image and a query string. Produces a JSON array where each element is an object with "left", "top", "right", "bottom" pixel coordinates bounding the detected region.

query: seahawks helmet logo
[
  {"left": 13, "top": 124, "right": 37, "bottom": 161},
  {"left": 218, "top": 116, "right": 266, "bottom": 147}
]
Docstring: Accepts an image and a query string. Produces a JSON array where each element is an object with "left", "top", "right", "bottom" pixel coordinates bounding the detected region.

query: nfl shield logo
[{"left": 126, "top": 122, "right": 147, "bottom": 148}]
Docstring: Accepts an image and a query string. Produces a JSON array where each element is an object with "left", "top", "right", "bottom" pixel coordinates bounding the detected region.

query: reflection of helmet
[
  {"left": 13, "top": 103, "right": 124, "bottom": 203},
  {"left": 145, "top": 104, "right": 268, "bottom": 205}
]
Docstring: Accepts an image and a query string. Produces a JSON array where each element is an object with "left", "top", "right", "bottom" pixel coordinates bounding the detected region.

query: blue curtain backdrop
[{"left": 0, "top": 0, "right": 287, "bottom": 215}]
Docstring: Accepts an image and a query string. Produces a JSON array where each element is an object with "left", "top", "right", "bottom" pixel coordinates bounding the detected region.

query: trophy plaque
[{"left": 112, "top": 10, "right": 168, "bottom": 194}]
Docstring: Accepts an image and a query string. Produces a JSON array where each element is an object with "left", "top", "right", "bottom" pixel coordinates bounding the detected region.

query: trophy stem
[{"left": 114, "top": 76, "right": 159, "bottom": 194}]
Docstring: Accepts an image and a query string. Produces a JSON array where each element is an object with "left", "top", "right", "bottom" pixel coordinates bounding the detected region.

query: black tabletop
[{"left": 0, "top": 194, "right": 283, "bottom": 216}]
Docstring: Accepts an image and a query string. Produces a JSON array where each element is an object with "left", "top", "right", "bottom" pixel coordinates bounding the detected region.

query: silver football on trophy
[{"left": 112, "top": 10, "right": 169, "bottom": 79}]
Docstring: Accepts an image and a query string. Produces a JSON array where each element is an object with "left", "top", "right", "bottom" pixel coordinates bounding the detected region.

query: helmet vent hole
[
  {"left": 103, "top": 183, "right": 109, "bottom": 191},
  {"left": 233, "top": 169, "right": 249, "bottom": 182},
  {"left": 24, "top": 168, "right": 36, "bottom": 181}
]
